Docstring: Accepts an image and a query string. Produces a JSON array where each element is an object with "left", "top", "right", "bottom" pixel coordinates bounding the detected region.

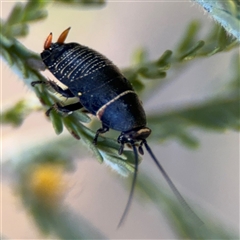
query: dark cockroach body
[
  {"left": 33, "top": 28, "right": 201, "bottom": 227},
  {"left": 41, "top": 41, "right": 148, "bottom": 136}
]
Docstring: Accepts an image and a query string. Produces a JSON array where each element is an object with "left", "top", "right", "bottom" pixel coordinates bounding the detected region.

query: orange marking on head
[
  {"left": 44, "top": 32, "right": 52, "bottom": 50},
  {"left": 57, "top": 27, "right": 71, "bottom": 44}
]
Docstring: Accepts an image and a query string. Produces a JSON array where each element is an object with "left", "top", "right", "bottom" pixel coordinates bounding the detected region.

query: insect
[{"left": 32, "top": 28, "right": 200, "bottom": 226}]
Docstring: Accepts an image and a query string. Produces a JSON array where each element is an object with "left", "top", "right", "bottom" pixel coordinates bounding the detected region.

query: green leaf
[
  {"left": 179, "top": 40, "right": 205, "bottom": 61},
  {"left": 49, "top": 111, "right": 64, "bottom": 135},
  {"left": 156, "top": 50, "right": 172, "bottom": 68},
  {"left": 132, "top": 48, "right": 148, "bottom": 65},
  {"left": 193, "top": 0, "right": 240, "bottom": 41},
  {"left": 5, "top": 3, "right": 23, "bottom": 26},
  {"left": 176, "top": 20, "right": 201, "bottom": 54}
]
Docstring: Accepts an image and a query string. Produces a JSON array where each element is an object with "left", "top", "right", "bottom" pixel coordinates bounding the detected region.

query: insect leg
[
  {"left": 93, "top": 124, "right": 109, "bottom": 145},
  {"left": 31, "top": 80, "right": 75, "bottom": 98},
  {"left": 46, "top": 102, "right": 84, "bottom": 116},
  {"left": 47, "top": 80, "right": 75, "bottom": 98},
  {"left": 31, "top": 80, "right": 44, "bottom": 86}
]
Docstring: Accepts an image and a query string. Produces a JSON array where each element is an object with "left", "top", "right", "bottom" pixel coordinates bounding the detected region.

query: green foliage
[
  {"left": 123, "top": 21, "right": 238, "bottom": 96},
  {"left": 1, "top": 0, "right": 105, "bottom": 39},
  {"left": 121, "top": 22, "right": 239, "bottom": 148},
  {"left": 149, "top": 97, "right": 240, "bottom": 147},
  {"left": 148, "top": 57, "right": 240, "bottom": 147},
  {"left": 193, "top": 0, "right": 240, "bottom": 40},
  {"left": 1, "top": 0, "right": 239, "bottom": 239},
  {"left": 2, "top": 1, "right": 48, "bottom": 38}
]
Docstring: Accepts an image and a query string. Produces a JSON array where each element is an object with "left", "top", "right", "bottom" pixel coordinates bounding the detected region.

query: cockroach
[{"left": 32, "top": 28, "right": 200, "bottom": 227}]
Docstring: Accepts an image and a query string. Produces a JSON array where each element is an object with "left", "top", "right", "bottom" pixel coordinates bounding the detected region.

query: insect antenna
[
  {"left": 117, "top": 143, "right": 139, "bottom": 228},
  {"left": 143, "top": 140, "right": 203, "bottom": 225}
]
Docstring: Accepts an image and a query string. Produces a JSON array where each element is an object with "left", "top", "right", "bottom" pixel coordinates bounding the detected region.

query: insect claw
[
  {"left": 138, "top": 145, "right": 144, "bottom": 155},
  {"left": 138, "top": 140, "right": 144, "bottom": 155},
  {"left": 45, "top": 105, "right": 54, "bottom": 117},
  {"left": 45, "top": 103, "right": 60, "bottom": 116},
  {"left": 118, "top": 143, "right": 124, "bottom": 155},
  {"left": 92, "top": 136, "right": 98, "bottom": 146}
]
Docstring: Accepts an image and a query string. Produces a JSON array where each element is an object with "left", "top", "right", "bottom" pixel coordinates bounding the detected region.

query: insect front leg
[
  {"left": 93, "top": 124, "right": 109, "bottom": 145},
  {"left": 32, "top": 80, "right": 75, "bottom": 98}
]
